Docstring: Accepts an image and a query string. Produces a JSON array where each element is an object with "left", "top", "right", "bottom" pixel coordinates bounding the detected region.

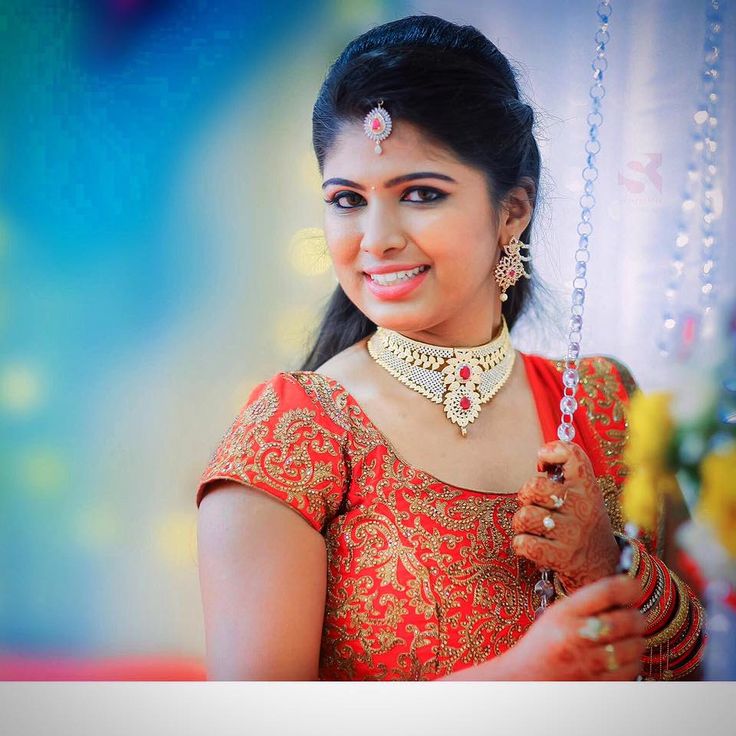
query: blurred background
[{"left": 0, "top": 0, "right": 733, "bottom": 678}]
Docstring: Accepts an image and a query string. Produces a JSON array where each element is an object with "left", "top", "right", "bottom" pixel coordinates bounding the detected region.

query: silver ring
[
  {"left": 542, "top": 515, "right": 556, "bottom": 532},
  {"left": 550, "top": 494, "right": 565, "bottom": 509}
]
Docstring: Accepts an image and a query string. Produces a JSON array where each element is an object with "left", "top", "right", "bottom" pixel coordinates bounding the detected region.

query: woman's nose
[{"left": 359, "top": 205, "right": 407, "bottom": 256}]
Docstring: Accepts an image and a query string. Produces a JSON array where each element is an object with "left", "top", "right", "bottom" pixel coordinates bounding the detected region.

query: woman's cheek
[{"left": 325, "top": 225, "right": 360, "bottom": 264}]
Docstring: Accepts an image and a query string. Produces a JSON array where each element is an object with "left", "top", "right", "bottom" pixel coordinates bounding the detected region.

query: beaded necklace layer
[{"left": 367, "top": 315, "right": 515, "bottom": 437}]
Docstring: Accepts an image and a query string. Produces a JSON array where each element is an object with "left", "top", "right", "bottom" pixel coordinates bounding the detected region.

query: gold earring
[{"left": 494, "top": 235, "right": 531, "bottom": 302}]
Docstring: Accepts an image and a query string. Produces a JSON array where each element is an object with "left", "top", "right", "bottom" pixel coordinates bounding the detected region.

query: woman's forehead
[{"left": 324, "top": 120, "right": 467, "bottom": 180}]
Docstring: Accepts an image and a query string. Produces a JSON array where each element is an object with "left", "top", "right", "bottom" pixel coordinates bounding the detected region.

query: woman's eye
[
  {"left": 324, "top": 187, "right": 445, "bottom": 210},
  {"left": 403, "top": 187, "right": 443, "bottom": 203},
  {"left": 324, "top": 191, "right": 365, "bottom": 209}
]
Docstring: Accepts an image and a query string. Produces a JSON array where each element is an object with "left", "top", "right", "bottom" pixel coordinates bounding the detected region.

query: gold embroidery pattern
[
  {"left": 317, "top": 448, "right": 540, "bottom": 680},
  {"left": 198, "top": 374, "right": 347, "bottom": 529},
  {"left": 280, "top": 374, "right": 541, "bottom": 680},
  {"left": 598, "top": 474, "right": 625, "bottom": 535}
]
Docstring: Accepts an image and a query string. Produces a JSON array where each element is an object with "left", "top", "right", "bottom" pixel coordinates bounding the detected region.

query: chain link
[
  {"left": 557, "top": 0, "right": 612, "bottom": 443},
  {"left": 536, "top": 2, "right": 614, "bottom": 619}
]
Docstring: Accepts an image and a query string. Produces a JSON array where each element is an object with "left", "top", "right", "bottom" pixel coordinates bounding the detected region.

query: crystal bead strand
[
  {"left": 657, "top": 0, "right": 724, "bottom": 359},
  {"left": 629, "top": 0, "right": 725, "bottom": 548},
  {"left": 534, "top": 0, "right": 614, "bottom": 618}
]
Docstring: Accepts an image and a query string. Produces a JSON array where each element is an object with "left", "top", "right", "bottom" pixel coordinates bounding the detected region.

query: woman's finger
[
  {"left": 537, "top": 441, "right": 575, "bottom": 472},
  {"left": 576, "top": 608, "right": 647, "bottom": 645},
  {"left": 511, "top": 533, "right": 562, "bottom": 568},
  {"left": 517, "top": 476, "right": 569, "bottom": 510},
  {"left": 590, "top": 636, "right": 646, "bottom": 676},
  {"left": 538, "top": 441, "right": 593, "bottom": 489},
  {"left": 512, "top": 504, "right": 561, "bottom": 537},
  {"left": 563, "top": 574, "right": 641, "bottom": 616}
]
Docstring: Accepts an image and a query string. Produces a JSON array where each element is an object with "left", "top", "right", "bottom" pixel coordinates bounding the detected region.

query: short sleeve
[{"left": 195, "top": 372, "right": 349, "bottom": 532}]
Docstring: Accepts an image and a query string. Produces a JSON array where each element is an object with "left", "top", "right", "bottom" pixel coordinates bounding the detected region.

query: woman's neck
[{"left": 393, "top": 312, "right": 505, "bottom": 349}]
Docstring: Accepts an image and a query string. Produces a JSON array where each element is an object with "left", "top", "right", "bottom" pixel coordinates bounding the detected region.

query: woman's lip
[
  {"left": 363, "top": 264, "right": 430, "bottom": 275},
  {"left": 363, "top": 266, "right": 430, "bottom": 300}
]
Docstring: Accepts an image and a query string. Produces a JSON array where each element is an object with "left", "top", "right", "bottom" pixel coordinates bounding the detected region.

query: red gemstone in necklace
[
  {"left": 459, "top": 396, "right": 472, "bottom": 411},
  {"left": 459, "top": 365, "right": 471, "bottom": 380},
  {"left": 509, "top": 269, "right": 516, "bottom": 277}
]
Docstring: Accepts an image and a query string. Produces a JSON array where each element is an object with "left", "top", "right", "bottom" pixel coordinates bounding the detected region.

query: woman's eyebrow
[{"left": 321, "top": 172, "right": 457, "bottom": 190}]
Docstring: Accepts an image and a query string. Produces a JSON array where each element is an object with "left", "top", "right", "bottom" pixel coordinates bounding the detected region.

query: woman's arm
[{"left": 197, "top": 481, "right": 327, "bottom": 680}]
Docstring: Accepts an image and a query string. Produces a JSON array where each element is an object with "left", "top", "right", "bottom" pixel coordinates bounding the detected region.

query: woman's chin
[{"left": 363, "top": 302, "right": 439, "bottom": 334}]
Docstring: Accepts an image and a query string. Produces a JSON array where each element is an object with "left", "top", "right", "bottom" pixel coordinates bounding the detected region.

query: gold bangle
[
  {"left": 669, "top": 595, "right": 705, "bottom": 659},
  {"left": 642, "top": 560, "right": 665, "bottom": 618},
  {"left": 645, "top": 558, "right": 676, "bottom": 630},
  {"left": 645, "top": 572, "right": 691, "bottom": 649},
  {"left": 636, "top": 543, "right": 653, "bottom": 589},
  {"left": 670, "top": 629, "right": 706, "bottom": 680}
]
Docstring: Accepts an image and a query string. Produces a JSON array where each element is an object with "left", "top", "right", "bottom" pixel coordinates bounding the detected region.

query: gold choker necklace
[{"left": 367, "top": 316, "right": 515, "bottom": 437}]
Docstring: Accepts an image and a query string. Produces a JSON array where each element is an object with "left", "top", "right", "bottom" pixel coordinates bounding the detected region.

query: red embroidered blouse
[{"left": 196, "top": 351, "right": 704, "bottom": 680}]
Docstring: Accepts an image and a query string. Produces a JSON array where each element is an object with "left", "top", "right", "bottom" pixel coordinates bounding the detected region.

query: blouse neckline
[{"left": 293, "top": 350, "right": 557, "bottom": 498}]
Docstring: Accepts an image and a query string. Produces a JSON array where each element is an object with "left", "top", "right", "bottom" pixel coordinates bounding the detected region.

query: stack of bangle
[{"left": 552, "top": 532, "right": 705, "bottom": 679}]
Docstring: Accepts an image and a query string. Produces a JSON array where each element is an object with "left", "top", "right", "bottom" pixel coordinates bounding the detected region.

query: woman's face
[{"left": 322, "top": 120, "right": 526, "bottom": 346}]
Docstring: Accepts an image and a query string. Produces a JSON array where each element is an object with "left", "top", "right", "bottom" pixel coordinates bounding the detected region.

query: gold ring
[
  {"left": 604, "top": 643, "right": 618, "bottom": 672},
  {"left": 542, "top": 514, "right": 556, "bottom": 532}
]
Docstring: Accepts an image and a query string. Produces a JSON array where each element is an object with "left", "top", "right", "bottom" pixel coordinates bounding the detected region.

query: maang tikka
[
  {"left": 363, "top": 100, "right": 393, "bottom": 154},
  {"left": 495, "top": 235, "right": 531, "bottom": 302}
]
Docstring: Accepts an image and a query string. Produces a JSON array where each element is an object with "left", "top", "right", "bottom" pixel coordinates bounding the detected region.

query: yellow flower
[
  {"left": 621, "top": 466, "right": 660, "bottom": 531},
  {"left": 698, "top": 444, "right": 736, "bottom": 558},
  {"left": 623, "top": 390, "right": 674, "bottom": 471}
]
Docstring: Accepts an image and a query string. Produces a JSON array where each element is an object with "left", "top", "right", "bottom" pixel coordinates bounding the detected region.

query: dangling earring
[{"left": 494, "top": 235, "right": 532, "bottom": 302}]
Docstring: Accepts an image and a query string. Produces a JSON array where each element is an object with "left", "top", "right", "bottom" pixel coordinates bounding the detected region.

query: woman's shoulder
[
  {"left": 239, "top": 369, "right": 352, "bottom": 436},
  {"left": 521, "top": 351, "right": 638, "bottom": 400},
  {"left": 577, "top": 353, "right": 638, "bottom": 400}
]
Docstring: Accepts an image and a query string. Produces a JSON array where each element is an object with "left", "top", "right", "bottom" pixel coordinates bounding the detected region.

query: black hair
[{"left": 301, "top": 14, "right": 551, "bottom": 371}]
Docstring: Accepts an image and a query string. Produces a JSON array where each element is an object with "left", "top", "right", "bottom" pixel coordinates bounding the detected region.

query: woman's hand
[
  {"left": 503, "top": 575, "right": 647, "bottom": 680},
  {"left": 511, "top": 440, "right": 620, "bottom": 591}
]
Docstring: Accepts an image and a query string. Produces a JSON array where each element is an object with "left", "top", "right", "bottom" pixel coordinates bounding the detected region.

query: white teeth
[{"left": 369, "top": 265, "right": 427, "bottom": 285}]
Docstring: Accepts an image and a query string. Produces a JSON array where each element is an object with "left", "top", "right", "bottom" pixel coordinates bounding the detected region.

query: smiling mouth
[{"left": 366, "top": 265, "right": 430, "bottom": 286}]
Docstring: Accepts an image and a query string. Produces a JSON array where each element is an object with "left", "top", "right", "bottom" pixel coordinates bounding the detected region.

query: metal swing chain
[{"left": 534, "top": 0, "right": 613, "bottom": 618}]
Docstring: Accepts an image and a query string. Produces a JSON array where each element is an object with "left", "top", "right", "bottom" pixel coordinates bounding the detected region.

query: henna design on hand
[
  {"left": 512, "top": 441, "right": 620, "bottom": 590},
  {"left": 506, "top": 575, "right": 646, "bottom": 680}
]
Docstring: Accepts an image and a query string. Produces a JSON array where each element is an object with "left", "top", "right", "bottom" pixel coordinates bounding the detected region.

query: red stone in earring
[{"left": 495, "top": 235, "right": 532, "bottom": 302}]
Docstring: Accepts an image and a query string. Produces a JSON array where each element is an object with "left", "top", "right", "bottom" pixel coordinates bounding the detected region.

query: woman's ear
[{"left": 498, "top": 177, "right": 535, "bottom": 246}]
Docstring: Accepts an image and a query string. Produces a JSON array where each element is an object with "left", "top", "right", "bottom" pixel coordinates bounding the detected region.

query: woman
[{"left": 195, "top": 15, "right": 704, "bottom": 681}]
